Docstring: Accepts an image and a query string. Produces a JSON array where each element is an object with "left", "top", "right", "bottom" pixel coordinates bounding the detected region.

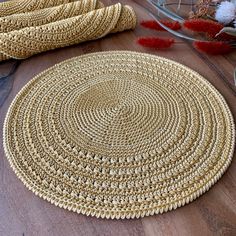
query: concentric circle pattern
[{"left": 3, "top": 51, "right": 235, "bottom": 219}]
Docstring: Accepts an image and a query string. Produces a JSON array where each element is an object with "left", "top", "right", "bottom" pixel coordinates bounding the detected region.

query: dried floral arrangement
[{"left": 137, "top": 0, "right": 236, "bottom": 55}]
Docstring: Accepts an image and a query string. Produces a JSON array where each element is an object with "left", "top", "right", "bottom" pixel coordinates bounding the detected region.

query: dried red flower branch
[
  {"left": 141, "top": 20, "right": 181, "bottom": 31},
  {"left": 183, "top": 19, "right": 236, "bottom": 41},
  {"left": 137, "top": 37, "right": 175, "bottom": 49},
  {"left": 184, "top": 19, "right": 223, "bottom": 38},
  {"left": 193, "top": 41, "right": 233, "bottom": 55}
]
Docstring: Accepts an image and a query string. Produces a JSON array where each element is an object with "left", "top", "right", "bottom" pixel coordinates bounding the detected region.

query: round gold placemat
[{"left": 3, "top": 51, "right": 235, "bottom": 219}]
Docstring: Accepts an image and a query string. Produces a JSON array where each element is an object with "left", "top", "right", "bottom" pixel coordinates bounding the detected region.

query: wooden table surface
[{"left": 0, "top": 0, "right": 236, "bottom": 235}]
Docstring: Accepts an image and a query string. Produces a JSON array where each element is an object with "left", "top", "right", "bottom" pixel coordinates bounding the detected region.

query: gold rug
[{"left": 3, "top": 51, "right": 235, "bottom": 219}]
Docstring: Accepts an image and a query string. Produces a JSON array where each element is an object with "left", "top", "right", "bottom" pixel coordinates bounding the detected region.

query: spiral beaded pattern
[
  {"left": 0, "top": 0, "right": 103, "bottom": 33},
  {"left": 3, "top": 51, "right": 235, "bottom": 219},
  {"left": 0, "top": 4, "right": 136, "bottom": 61}
]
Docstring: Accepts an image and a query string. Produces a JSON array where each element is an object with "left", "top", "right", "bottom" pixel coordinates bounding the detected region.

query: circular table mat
[{"left": 3, "top": 51, "right": 235, "bottom": 219}]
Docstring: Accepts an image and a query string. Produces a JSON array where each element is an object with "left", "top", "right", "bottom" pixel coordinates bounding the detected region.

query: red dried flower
[
  {"left": 137, "top": 37, "right": 175, "bottom": 49},
  {"left": 184, "top": 19, "right": 223, "bottom": 38},
  {"left": 183, "top": 19, "right": 236, "bottom": 40},
  {"left": 141, "top": 20, "right": 181, "bottom": 31},
  {"left": 193, "top": 41, "right": 233, "bottom": 55}
]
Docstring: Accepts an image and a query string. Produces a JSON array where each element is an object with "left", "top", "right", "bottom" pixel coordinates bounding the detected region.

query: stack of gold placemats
[{"left": 0, "top": 0, "right": 136, "bottom": 61}]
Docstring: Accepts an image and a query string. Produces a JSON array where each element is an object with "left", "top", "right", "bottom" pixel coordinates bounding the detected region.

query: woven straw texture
[
  {"left": 0, "top": 3, "right": 136, "bottom": 62},
  {"left": 0, "top": 0, "right": 103, "bottom": 33},
  {"left": 0, "top": 0, "right": 76, "bottom": 17},
  {"left": 3, "top": 51, "right": 235, "bottom": 219}
]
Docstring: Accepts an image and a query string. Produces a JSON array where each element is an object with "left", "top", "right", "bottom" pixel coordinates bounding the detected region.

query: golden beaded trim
[
  {"left": 0, "top": 3, "right": 136, "bottom": 61},
  {"left": 3, "top": 51, "right": 235, "bottom": 219}
]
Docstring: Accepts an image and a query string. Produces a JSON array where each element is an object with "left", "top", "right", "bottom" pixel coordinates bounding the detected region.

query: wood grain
[{"left": 0, "top": 0, "right": 235, "bottom": 235}]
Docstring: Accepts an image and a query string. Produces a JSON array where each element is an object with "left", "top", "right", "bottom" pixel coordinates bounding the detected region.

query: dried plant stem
[
  {"left": 177, "top": 0, "right": 182, "bottom": 11},
  {"left": 234, "top": 68, "right": 236, "bottom": 86}
]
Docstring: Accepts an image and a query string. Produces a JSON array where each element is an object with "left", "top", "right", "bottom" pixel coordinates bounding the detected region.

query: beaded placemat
[
  {"left": 0, "top": 3, "right": 136, "bottom": 62},
  {"left": 0, "top": 0, "right": 104, "bottom": 33},
  {"left": 3, "top": 51, "right": 235, "bottom": 219}
]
